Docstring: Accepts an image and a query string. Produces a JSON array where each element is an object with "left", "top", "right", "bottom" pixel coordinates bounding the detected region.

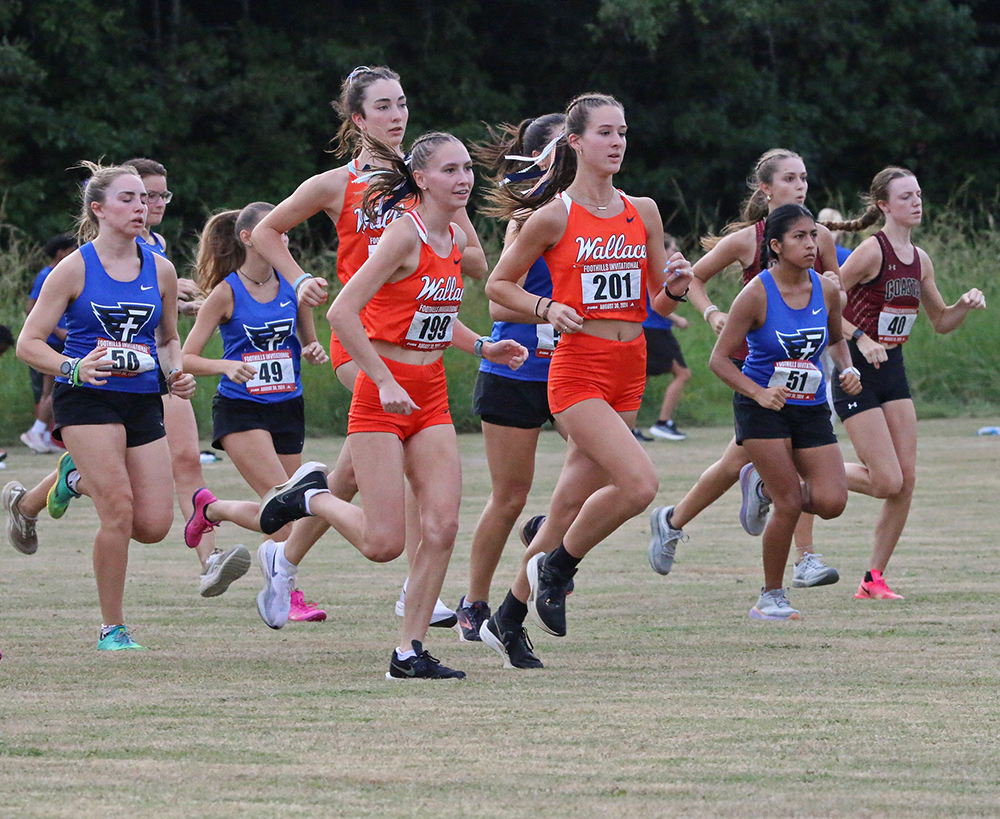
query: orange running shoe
[{"left": 855, "top": 570, "right": 904, "bottom": 600}]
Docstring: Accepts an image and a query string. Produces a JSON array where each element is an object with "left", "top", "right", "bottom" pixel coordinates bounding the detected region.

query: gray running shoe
[
  {"left": 749, "top": 587, "right": 801, "bottom": 620},
  {"left": 648, "top": 506, "right": 686, "bottom": 575},
  {"left": 3, "top": 481, "right": 38, "bottom": 555},
  {"left": 739, "top": 463, "right": 771, "bottom": 536},
  {"left": 199, "top": 545, "right": 252, "bottom": 597},
  {"left": 792, "top": 552, "right": 840, "bottom": 587}
]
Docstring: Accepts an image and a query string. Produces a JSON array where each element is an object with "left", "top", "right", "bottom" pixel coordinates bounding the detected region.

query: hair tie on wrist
[
  {"left": 534, "top": 295, "right": 544, "bottom": 317},
  {"left": 703, "top": 305, "right": 720, "bottom": 321},
  {"left": 664, "top": 286, "right": 688, "bottom": 303},
  {"left": 292, "top": 274, "right": 313, "bottom": 294},
  {"left": 540, "top": 299, "right": 554, "bottom": 321}
]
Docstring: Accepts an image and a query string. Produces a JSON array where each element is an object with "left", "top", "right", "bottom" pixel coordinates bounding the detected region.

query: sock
[
  {"left": 303, "top": 488, "right": 329, "bottom": 515},
  {"left": 498, "top": 590, "right": 528, "bottom": 626},
  {"left": 100, "top": 624, "right": 123, "bottom": 638},
  {"left": 395, "top": 646, "right": 416, "bottom": 660},
  {"left": 31, "top": 419, "right": 46, "bottom": 434},
  {"left": 864, "top": 571, "right": 874, "bottom": 583},
  {"left": 276, "top": 542, "right": 297, "bottom": 575},
  {"left": 664, "top": 507, "right": 675, "bottom": 527},
  {"left": 66, "top": 470, "right": 81, "bottom": 495},
  {"left": 546, "top": 543, "right": 582, "bottom": 573}
]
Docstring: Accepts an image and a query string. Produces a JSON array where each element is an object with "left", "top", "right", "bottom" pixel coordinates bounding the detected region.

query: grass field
[{"left": 2, "top": 419, "right": 999, "bottom": 818}]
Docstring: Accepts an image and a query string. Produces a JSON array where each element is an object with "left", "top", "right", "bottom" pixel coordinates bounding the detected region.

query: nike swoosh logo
[
  {"left": 270, "top": 550, "right": 279, "bottom": 578},
  {"left": 280, "top": 301, "right": 291, "bottom": 307},
  {"left": 453, "top": 258, "right": 460, "bottom": 264},
  {"left": 626, "top": 215, "right": 635, "bottom": 223},
  {"left": 812, "top": 308, "right": 822, "bottom": 314},
  {"left": 140, "top": 285, "right": 154, "bottom": 291},
  {"left": 393, "top": 661, "right": 417, "bottom": 677}
]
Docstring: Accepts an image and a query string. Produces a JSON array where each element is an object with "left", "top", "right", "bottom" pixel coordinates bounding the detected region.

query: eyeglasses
[{"left": 146, "top": 191, "right": 173, "bottom": 203}]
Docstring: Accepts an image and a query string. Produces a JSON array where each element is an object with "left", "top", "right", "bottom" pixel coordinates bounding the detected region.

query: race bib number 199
[
  {"left": 768, "top": 359, "right": 822, "bottom": 401},
  {"left": 244, "top": 350, "right": 295, "bottom": 395},
  {"left": 404, "top": 306, "right": 458, "bottom": 349}
]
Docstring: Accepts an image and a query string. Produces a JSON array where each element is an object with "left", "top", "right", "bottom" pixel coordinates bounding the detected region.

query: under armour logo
[
  {"left": 245, "top": 318, "right": 294, "bottom": 351},
  {"left": 92, "top": 302, "right": 155, "bottom": 343},
  {"left": 776, "top": 328, "right": 826, "bottom": 360},
  {"left": 848, "top": 402, "right": 858, "bottom": 409}
]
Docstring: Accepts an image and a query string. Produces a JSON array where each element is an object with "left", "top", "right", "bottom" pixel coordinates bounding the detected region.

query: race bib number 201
[{"left": 580, "top": 267, "right": 641, "bottom": 307}]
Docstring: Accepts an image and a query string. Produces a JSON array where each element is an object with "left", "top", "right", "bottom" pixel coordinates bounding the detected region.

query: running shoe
[
  {"left": 47, "top": 451, "right": 80, "bottom": 519},
  {"left": 739, "top": 463, "right": 771, "bottom": 536},
  {"left": 749, "top": 588, "right": 801, "bottom": 621},
  {"left": 289, "top": 589, "right": 327, "bottom": 622},
  {"left": 792, "top": 553, "right": 840, "bottom": 588},
  {"left": 526, "top": 551, "right": 576, "bottom": 637},
  {"left": 632, "top": 427, "right": 654, "bottom": 442},
  {"left": 256, "top": 539, "right": 295, "bottom": 629},
  {"left": 455, "top": 596, "right": 491, "bottom": 642},
  {"left": 386, "top": 640, "right": 465, "bottom": 680},
  {"left": 198, "top": 545, "right": 251, "bottom": 597},
  {"left": 394, "top": 581, "right": 458, "bottom": 628},
  {"left": 20, "top": 428, "right": 59, "bottom": 454},
  {"left": 184, "top": 487, "right": 220, "bottom": 549},
  {"left": 258, "top": 461, "right": 329, "bottom": 535},
  {"left": 97, "top": 624, "right": 146, "bottom": 651},
  {"left": 855, "top": 570, "right": 904, "bottom": 600},
  {"left": 479, "top": 613, "right": 544, "bottom": 669},
  {"left": 3, "top": 480, "right": 38, "bottom": 555},
  {"left": 519, "top": 514, "right": 546, "bottom": 548},
  {"left": 648, "top": 505, "right": 687, "bottom": 576},
  {"left": 649, "top": 420, "right": 686, "bottom": 440}
]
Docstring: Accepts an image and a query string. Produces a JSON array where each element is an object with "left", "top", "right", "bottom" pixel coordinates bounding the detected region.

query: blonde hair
[
  {"left": 75, "top": 160, "right": 140, "bottom": 244},
  {"left": 194, "top": 202, "right": 275, "bottom": 292},
  {"left": 821, "top": 167, "right": 915, "bottom": 233}
]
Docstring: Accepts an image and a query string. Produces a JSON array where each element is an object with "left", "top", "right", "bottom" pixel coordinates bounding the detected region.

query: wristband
[
  {"left": 540, "top": 299, "right": 554, "bottom": 321},
  {"left": 473, "top": 336, "right": 491, "bottom": 358},
  {"left": 71, "top": 359, "right": 82, "bottom": 387},
  {"left": 851, "top": 327, "right": 864, "bottom": 341},
  {"left": 842, "top": 366, "right": 861, "bottom": 378},
  {"left": 664, "top": 285, "right": 688, "bottom": 303},
  {"left": 703, "top": 305, "right": 720, "bottom": 321},
  {"left": 292, "top": 274, "right": 313, "bottom": 294},
  {"left": 534, "top": 296, "right": 544, "bottom": 317}
]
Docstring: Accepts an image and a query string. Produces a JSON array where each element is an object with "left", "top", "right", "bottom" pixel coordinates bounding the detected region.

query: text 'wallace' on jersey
[
  {"left": 416, "top": 275, "right": 463, "bottom": 303},
  {"left": 574, "top": 233, "right": 647, "bottom": 264}
]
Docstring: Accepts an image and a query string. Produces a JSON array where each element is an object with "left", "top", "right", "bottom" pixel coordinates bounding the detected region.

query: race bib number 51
[
  {"left": 244, "top": 350, "right": 294, "bottom": 395},
  {"left": 768, "top": 359, "right": 822, "bottom": 401}
]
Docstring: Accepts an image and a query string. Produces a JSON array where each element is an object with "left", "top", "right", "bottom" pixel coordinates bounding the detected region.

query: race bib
[
  {"left": 404, "top": 306, "right": 458, "bottom": 350},
  {"left": 535, "top": 324, "right": 559, "bottom": 358},
  {"left": 769, "top": 359, "right": 822, "bottom": 401},
  {"left": 580, "top": 266, "right": 641, "bottom": 308},
  {"left": 244, "top": 350, "right": 295, "bottom": 395},
  {"left": 877, "top": 306, "right": 918, "bottom": 344},
  {"left": 96, "top": 339, "right": 155, "bottom": 378}
]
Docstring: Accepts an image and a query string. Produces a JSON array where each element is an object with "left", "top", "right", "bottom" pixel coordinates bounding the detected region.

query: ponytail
[
  {"left": 360, "top": 132, "right": 462, "bottom": 222},
  {"left": 821, "top": 166, "right": 915, "bottom": 233},
  {"left": 194, "top": 201, "right": 275, "bottom": 292}
]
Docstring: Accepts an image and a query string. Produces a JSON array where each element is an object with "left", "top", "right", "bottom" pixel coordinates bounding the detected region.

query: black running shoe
[
  {"left": 479, "top": 614, "right": 544, "bottom": 669},
  {"left": 519, "top": 514, "right": 546, "bottom": 547},
  {"left": 455, "top": 596, "right": 491, "bottom": 642},
  {"left": 526, "top": 552, "right": 576, "bottom": 637},
  {"left": 259, "top": 461, "right": 328, "bottom": 535},
  {"left": 386, "top": 640, "right": 466, "bottom": 680}
]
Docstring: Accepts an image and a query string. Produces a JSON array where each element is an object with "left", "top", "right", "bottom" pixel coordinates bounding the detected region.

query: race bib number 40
[
  {"left": 768, "top": 359, "right": 822, "bottom": 401},
  {"left": 878, "top": 306, "right": 918, "bottom": 344},
  {"left": 404, "top": 306, "right": 458, "bottom": 350},
  {"left": 244, "top": 350, "right": 295, "bottom": 395},
  {"left": 580, "top": 265, "right": 641, "bottom": 308}
]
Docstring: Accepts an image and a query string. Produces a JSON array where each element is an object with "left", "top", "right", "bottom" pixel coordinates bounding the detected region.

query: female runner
[
  {"left": 648, "top": 149, "right": 843, "bottom": 589},
  {"left": 480, "top": 92, "right": 692, "bottom": 668},
  {"left": 824, "top": 167, "right": 985, "bottom": 599},
  {"left": 181, "top": 202, "right": 329, "bottom": 611},
  {"left": 710, "top": 204, "right": 861, "bottom": 619},
  {"left": 454, "top": 112, "right": 567, "bottom": 643},
  {"left": 256, "top": 131, "right": 526, "bottom": 679},
  {"left": 251, "top": 65, "right": 486, "bottom": 627},
  {"left": 15, "top": 161, "right": 195, "bottom": 650}
]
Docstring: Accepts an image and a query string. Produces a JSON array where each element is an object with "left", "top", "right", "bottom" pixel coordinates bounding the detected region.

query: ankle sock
[
  {"left": 31, "top": 419, "right": 46, "bottom": 434},
  {"left": 864, "top": 571, "right": 874, "bottom": 583},
  {"left": 498, "top": 590, "right": 528, "bottom": 626},
  {"left": 546, "top": 543, "right": 582, "bottom": 573}
]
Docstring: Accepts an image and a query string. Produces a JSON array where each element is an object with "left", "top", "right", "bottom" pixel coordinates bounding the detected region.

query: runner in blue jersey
[
  {"left": 12, "top": 161, "right": 196, "bottom": 651},
  {"left": 181, "top": 203, "right": 329, "bottom": 615},
  {"left": 710, "top": 204, "right": 861, "bottom": 621}
]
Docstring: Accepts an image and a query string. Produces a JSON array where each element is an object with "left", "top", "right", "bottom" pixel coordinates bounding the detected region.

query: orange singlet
[
  {"left": 329, "top": 160, "right": 404, "bottom": 370},
  {"left": 544, "top": 192, "right": 649, "bottom": 414},
  {"left": 348, "top": 212, "right": 463, "bottom": 439}
]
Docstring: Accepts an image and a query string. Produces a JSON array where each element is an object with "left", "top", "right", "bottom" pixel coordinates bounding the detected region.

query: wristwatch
[
  {"left": 851, "top": 328, "right": 864, "bottom": 341},
  {"left": 60, "top": 358, "right": 77, "bottom": 376},
  {"left": 473, "top": 336, "right": 491, "bottom": 358}
]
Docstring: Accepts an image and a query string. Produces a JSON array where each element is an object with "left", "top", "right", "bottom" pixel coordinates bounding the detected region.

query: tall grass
[{"left": 1, "top": 204, "right": 998, "bottom": 445}]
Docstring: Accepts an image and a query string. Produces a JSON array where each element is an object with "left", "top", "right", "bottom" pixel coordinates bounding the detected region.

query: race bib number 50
[
  {"left": 96, "top": 339, "right": 156, "bottom": 377},
  {"left": 768, "top": 360, "right": 822, "bottom": 401},
  {"left": 244, "top": 350, "right": 295, "bottom": 395}
]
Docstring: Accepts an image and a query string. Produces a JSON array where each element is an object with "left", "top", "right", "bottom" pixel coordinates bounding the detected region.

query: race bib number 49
[
  {"left": 580, "top": 266, "right": 641, "bottom": 308},
  {"left": 404, "top": 306, "right": 458, "bottom": 350},
  {"left": 768, "top": 359, "right": 822, "bottom": 401},
  {"left": 877, "top": 306, "right": 918, "bottom": 344},
  {"left": 244, "top": 350, "right": 295, "bottom": 395}
]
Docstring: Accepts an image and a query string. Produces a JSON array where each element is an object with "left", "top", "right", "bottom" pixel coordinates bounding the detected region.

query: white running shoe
[
  {"left": 394, "top": 579, "right": 458, "bottom": 628},
  {"left": 256, "top": 540, "right": 295, "bottom": 629},
  {"left": 649, "top": 420, "right": 686, "bottom": 441},
  {"left": 749, "top": 588, "right": 801, "bottom": 620},
  {"left": 199, "top": 545, "right": 251, "bottom": 597},
  {"left": 792, "top": 553, "right": 840, "bottom": 588},
  {"left": 20, "top": 429, "right": 58, "bottom": 454},
  {"left": 739, "top": 463, "right": 771, "bottom": 536},
  {"left": 647, "top": 506, "right": 686, "bottom": 575}
]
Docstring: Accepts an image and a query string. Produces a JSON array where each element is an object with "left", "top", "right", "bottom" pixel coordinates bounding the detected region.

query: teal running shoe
[
  {"left": 47, "top": 452, "right": 80, "bottom": 519},
  {"left": 97, "top": 625, "right": 146, "bottom": 651}
]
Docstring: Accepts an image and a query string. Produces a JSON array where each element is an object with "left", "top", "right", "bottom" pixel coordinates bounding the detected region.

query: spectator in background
[{"left": 22, "top": 234, "right": 77, "bottom": 454}]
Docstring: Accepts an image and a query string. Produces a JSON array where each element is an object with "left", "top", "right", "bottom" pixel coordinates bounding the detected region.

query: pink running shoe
[
  {"left": 184, "top": 487, "right": 220, "bottom": 549},
  {"left": 289, "top": 589, "right": 327, "bottom": 622},
  {"left": 855, "top": 570, "right": 904, "bottom": 600}
]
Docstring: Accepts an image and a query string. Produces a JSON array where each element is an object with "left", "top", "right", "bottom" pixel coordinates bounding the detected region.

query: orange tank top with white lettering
[
  {"left": 334, "top": 160, "right": 404, "bottom": 286},
  {"left": 365, "top": 212, "right": 464, "bottom": 351},
  {"left": 542, "top": 191, "right": 648, "bottom": 322}
]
